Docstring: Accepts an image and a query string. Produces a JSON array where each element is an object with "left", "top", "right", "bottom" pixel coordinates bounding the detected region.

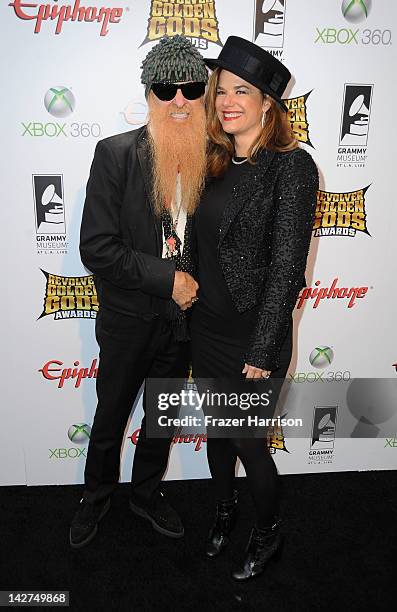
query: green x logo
[
  {"left": 69, "top": 424, "right": 90, "bottom": 442},
  {"left": 342, "top": 0, "right": 370, "bottom": 21},
  {"left": 47, "top": 87, "right": 73, "bottom": 112}
]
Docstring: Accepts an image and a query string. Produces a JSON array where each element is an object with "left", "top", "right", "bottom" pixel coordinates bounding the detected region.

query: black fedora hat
[{"left": 205, "top": 36, "right": 291, "bottom": 112}]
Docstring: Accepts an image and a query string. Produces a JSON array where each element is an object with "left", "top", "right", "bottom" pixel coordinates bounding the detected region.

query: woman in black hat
[{"left": 190, "top": 36, "right": 318, "bottom": 580}]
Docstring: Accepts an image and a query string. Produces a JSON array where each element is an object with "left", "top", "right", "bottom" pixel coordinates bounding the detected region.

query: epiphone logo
[
  {"left": 297, "top": 278, "right": 369, "bottom": 309},
  {"left": 39, "top": 359, "right": 98, "bottom": 388},
  {"left": 9, "top": 0, "right": 124, "bottom": 36},
  {"left": 128, "top": 427, "right": 207, "bottom": 452}
]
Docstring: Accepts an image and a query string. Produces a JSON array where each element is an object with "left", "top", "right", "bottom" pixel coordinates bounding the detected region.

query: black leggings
[
  {"left": 191, "top": 315, "right": 293, "bottom": 529},
  {"left": 207, "top": 436, "right": 279, "bottom": 529}
]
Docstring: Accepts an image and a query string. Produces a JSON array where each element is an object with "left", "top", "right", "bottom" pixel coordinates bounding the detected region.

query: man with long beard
[{"left": 70, "top": 36, "right": 208, "bottom": 548}]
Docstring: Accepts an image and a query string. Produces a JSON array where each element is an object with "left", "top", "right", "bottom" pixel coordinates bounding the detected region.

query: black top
[
  {"left": 193, "top": 147, "right": 318, "bottom": 371},
  {"left": 193, "top": 159, "right": 259, "bottom": 336}
]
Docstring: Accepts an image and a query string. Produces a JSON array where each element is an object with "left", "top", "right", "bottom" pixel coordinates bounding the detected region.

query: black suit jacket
[
  {"left": 216, "top": 147, "right": 319, "bottom": 370},
  {"left": 80, "top": 126, "right": 176, "bottom": 319}
]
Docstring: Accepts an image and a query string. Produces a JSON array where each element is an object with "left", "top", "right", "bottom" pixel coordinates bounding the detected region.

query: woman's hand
[{"left": 242, "top": 363, "right": 271, "bottom": 379}]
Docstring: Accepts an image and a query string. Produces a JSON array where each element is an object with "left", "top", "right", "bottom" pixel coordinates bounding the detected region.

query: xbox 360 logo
[
  {"left": 342, "top": 0, "right": 371, "bottom": 23},
  {"left": 309, "top": 346, "right": 334, "bottom": 369},
  {"left": 67, "top": 423, "right": 91, "bottom": 444},
  {"left": 44, "top": 87, "right": 75, "bottom": 118}
]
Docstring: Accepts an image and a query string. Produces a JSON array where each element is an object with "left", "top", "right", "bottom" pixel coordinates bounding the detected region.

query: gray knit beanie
[{"left": 141, "top": 35, "right": 208, "bottom": 98}]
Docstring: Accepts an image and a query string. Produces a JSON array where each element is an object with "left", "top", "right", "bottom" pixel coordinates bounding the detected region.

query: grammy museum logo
[
  {"left": 253, "top": 0, "right": 286, "bottom": 58},
  {"left": 141, "top": 0, "right": 222, "bottom": 49},
  {"left": 313, "top": 186, "right": 370, "bottom": 238},
  {"left": 33, "top": 174, "right": 68, "bottom": 255},
  {"left": 337, "top": 84, "right": 373, "bottom": 168},
  {"left": 308, "top": 406, "right": 337, "bottom": 465}
]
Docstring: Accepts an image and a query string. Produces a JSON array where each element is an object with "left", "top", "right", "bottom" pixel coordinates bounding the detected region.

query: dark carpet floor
[{"left": 1, "top": 471, "right": 396, "bottom": 611}]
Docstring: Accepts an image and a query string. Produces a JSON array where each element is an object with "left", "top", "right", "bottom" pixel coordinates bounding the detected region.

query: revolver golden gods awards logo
[
  {"left": 284, "top": 92, "right": 313, "bottom": 148},
  {"left": 39, "top": 271, "right": 99, "bottom": 320},
  {"left": 141, "top": 0, "right": 222, "bottom": 49},
  {"left": 267, "top": 421, "right": 288, "bottom": 454},
  {"left": 313, "top": 186, "right": 370, "bottom": 238}
]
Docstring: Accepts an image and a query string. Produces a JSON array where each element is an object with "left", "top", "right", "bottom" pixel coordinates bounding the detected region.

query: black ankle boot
[
  {"left": 206, "top": 490, "right": 238, "bottom": 558},
  {"left": 231, "top": 520, "right": 282, "bottom": 581}
]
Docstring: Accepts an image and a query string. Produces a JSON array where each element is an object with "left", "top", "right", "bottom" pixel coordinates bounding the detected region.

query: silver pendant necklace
[{"left": 232, "top": 156, "right": 248, "bottom": 165}]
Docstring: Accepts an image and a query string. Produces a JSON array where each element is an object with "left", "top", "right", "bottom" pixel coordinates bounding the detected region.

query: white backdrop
[{"left": 1, "top": 0, "right": 396, "bottom": 486}]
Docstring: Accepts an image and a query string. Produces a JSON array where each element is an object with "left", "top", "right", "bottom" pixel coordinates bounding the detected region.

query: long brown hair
[{"left": 206, "top": 68, "right": 297, "bottom": 177}]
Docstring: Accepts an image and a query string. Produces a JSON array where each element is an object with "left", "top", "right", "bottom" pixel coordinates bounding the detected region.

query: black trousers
[{"left": 83, "top": 307, "right": 190, "bottom": 505}]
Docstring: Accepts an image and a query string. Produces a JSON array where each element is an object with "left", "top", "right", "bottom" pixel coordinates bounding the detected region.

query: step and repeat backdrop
[{"left": 1, "top": 0, "right": 396, "bottom": 486}]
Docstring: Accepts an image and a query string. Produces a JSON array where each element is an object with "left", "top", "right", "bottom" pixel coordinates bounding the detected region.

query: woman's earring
[{"left": 261, "top": 110, "right": 266, "bottom": 129}]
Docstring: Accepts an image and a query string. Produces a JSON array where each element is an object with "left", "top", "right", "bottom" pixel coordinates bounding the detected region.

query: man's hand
[{"left": 172, "top": 271, "right": 199, "bottom": 310}]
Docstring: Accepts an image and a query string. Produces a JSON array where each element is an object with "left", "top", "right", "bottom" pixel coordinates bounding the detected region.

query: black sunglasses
[{"left": 151, "top": 82, "right": 206, "bottom": 101}]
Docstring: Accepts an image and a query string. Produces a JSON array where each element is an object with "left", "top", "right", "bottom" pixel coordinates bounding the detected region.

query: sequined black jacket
[{"left": 217, "top": 147, "right": 318, "bottom": 371}]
